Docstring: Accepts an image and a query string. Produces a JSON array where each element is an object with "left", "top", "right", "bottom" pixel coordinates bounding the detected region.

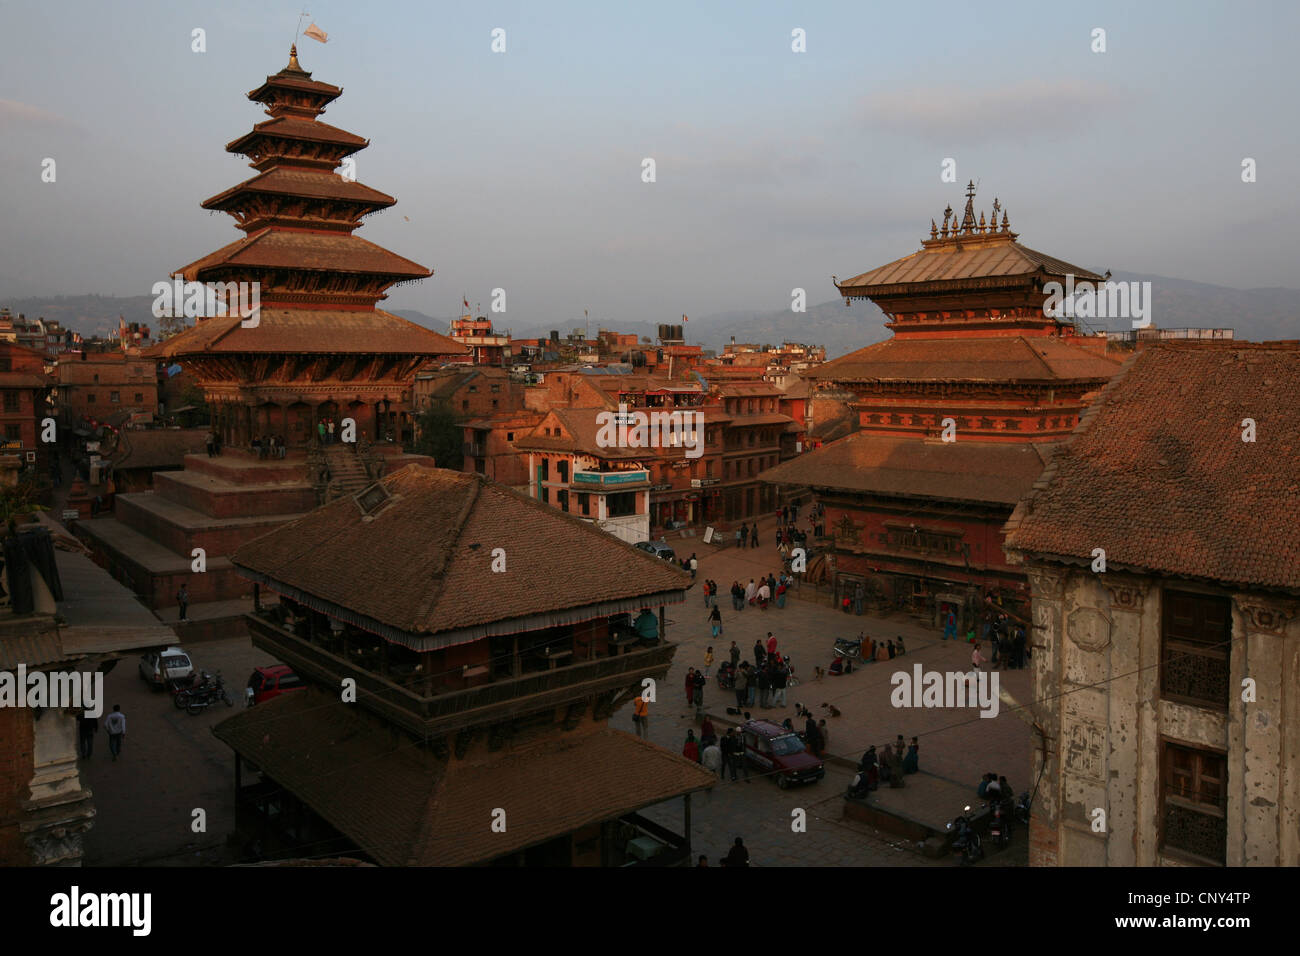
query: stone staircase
[{"left": 320, "top": 444, "right": 377, "bottom": 500}]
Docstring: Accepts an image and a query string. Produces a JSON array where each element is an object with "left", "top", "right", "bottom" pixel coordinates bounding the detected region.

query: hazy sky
[{"left": 1, "top": 0, "right": 1296, "bottom": 329}]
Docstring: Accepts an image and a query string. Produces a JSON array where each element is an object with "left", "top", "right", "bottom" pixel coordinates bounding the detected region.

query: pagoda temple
[
  {"left": 761, "top": 183, "right": 1123, "bottom": 622},
  {"left": 77, "top": 49, "right": 464, "bottom": 620},
  {"left": 154, "top": 45, "right": 465, "bottom": 446}
]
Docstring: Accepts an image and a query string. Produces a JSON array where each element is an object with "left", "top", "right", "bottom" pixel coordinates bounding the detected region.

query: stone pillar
[
  {"left": 1234, "top": 598, "right": 1299, "bottom": 865},
  {"left": 1025, "top": 564, "right": 1066, "bottom": 867},
  {"left": 1101, "top": 579, "right": 1152, "bottom": 867}
]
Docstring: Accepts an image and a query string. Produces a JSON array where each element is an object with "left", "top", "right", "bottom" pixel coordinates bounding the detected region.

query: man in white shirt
[
  {"left": 701, "top": 741, "right": 723, "bottom": 776},
  {"left": 104, "top": 705, "right": 127, "bottom": 761}
]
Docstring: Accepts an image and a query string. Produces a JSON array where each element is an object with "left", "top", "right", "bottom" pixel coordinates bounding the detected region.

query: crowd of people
[{"left": 849, "top": 736, "right": 920, "bottom": 796}]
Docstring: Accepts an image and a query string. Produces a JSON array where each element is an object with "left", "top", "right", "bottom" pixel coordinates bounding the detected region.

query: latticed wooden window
[
  {"left": 1161, "top": 590, "right": 1231, "bottom": 710},
  {"left": 1161, "top": 741, "right": 1226, "bottom": 864}
]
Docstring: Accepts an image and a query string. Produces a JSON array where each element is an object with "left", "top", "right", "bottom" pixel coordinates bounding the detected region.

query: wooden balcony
[{"left": 245, "top": 613, "right": 677, "bottom": 739}]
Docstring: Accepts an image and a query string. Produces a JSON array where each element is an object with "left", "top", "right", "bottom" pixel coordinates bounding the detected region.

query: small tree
[
  {"left": 0, "top": 473, "right": 50, "bottom": 535},
  {"left": 407, "top": 401, "right": 464, "bottom": 469}
]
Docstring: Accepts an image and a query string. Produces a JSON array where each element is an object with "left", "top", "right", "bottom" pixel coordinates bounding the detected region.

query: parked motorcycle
[
  {"left": 173, "top": 670, "right": 214, "bottom": 709},
  {"left": 1014, "top": 790, "right": 1032, "bottom": 826},
  {"left": 946, "top": 805, "right": 984, "bottom": 865},
  {"left": 180, "top": 672, "right": 234, "bottom": 714},
  {"left": 986, "top": 797, "right": 1013, "bottom": 848},
  {"left": 832, "top": 633, "right": 865, "bottom": 661}
]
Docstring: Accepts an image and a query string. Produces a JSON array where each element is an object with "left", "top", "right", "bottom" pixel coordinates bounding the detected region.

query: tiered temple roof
[{"left": 155, "top": 46, "right": 462, "bottom": 369}]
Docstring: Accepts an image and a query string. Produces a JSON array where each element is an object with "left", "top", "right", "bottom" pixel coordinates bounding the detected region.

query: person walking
[
  {"left": 701, "top": 739, "right": 722, "bottom": 775},
  {"left": 943, "top": 607, "right": 957, "bottom": 641},
  {"left": 77, "top": 713, "right": 98, "bottom": 759},
  {"left": 632, "top": 694, "right": 649, "bottom": 738},
  {"left": 104, "top": 705, "right": 126, "bottom": 761},
  {"left": 703, "top": 645, "right": 715, "bottom": 677},
  {"left": 729, "top": 641, "right": 741, "bottom": 670},
  {"left": 685, "top": 667, "right": 697, "bottom": 706},
  {"left": 693, "top": 669, "right": 707, "bottom": 716},
  {"left": 805, "top": 715, "right": 823, "bottom": 757},
  {"left": 734, "top": 663, "right": 749, "bottom": 710},
  {"left": 771, "top": 661, "right": 788, "bottom": 707},
  {"left": 724, "top": 728, "right": 750, "bottom": 783},
  {"left": 756, "top": 666, "right": 771, "bottom": 709},
  {"left": 903, "top": 737, "right": 919, "bottom": 774},
  {"left": 972, "top": 642, "right": 988, "bottom": 672},
  {"left": 722, "top": 836, "right": 750, "bottom": 867},
  {"left": 766, "top": 632, "right": 778, "bottom": 657},
  {"left": 818, "top": 719, "right": 830, "bottom": 755},
  {"left": 176, "top": 585, "right": 189, "bottom": 623},
  {"left": 708, "top": 606, "right": 722, "bottom": 639},
  {"left": 688, "top": 553, "right": 698, "bottom": 580},
  {"left": 682, "top": 730, "right": 700, "bottom": 763},
  {"left": 317, "top": 420, "right": 326, "bottom": 444},
  {"left": 731, "top": 580, "right": 743, "bottom": 611},
  {"left": 745, "top": 578, "right": 757, "bottom": 606},
  {"left": 327, "top": 419, "right": 336, "bottom": 444},
  {"left": 753, "top": 639, "right": 765, "bottom": 667},
  {"left": 749, "top": 524, "right": 758, "bottom": 549}
]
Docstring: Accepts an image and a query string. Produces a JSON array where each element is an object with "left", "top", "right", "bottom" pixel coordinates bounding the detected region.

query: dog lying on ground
[{"left": 820, "top": 702, "right": 841, "bottom": 717}]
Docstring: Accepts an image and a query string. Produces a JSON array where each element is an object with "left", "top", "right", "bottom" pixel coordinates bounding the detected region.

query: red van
[
  {"left": 246, "top": 665, "right": 305, "bottom": 705},
  {"left": 741, "top": 719, "right": 825, "bottom": 789}
]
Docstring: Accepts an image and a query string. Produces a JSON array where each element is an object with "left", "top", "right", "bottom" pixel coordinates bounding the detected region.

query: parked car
[
  {"left": 633, "top": 541, "right": 676, "bottom": 562},
  {"left": 246, "top": 664, "right": 305, "bottom": 705},
  {"left": 741, "top": 719, "right": 825, "bottom": 789},
  {"left": 139, "top": 647, "right": 194, "bottom": 689}
]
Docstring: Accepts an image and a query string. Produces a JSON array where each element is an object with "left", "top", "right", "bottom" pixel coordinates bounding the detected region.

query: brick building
[
  {"left": 54, "top": 351, "right": 158, "bottom": 434},
  {"left": 1004, "top": 341, "right": 1300, "bottom": 867},
  {"left": 0, "top": 342, "right": 52, "bottom": 473}
]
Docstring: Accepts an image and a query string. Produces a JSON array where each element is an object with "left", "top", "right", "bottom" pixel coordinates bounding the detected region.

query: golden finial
[
  {"left": 930, "top": 219, "right": 938, "bottom": 240},
  {"left": 1001, "top": 211, "right": 1010, "bottom": 232},
  {"left": 979, "top": 211, "right": 987, "bottom": 233},
  {"left": 287, "top": 44, "right": 303, "bottom": 72}
]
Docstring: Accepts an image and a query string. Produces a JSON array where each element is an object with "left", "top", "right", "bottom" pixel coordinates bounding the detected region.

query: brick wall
[
  {"left": 1029, "top": 816, "right": 1058, "bottom": 867},
  {"left": 0, "top": 705, "right": 35, "bottom": 865}
]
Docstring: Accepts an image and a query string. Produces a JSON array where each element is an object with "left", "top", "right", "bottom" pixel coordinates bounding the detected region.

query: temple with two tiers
[{"left": 762, "top": 184, "right": 1123, "bottom": 619}]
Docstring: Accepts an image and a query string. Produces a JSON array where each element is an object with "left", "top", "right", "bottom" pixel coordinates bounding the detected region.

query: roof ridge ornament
[
  {"left": 930, "top": 219, "right": 939, "bottom": 240},
  {"left": 961, "top": 181, "right": 977, "bottom": 234},
  {"left": 285, "top": 44, "right": 305, "bottom": 74}
]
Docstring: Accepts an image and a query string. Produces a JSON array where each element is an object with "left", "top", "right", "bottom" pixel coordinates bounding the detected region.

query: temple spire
[
  {"left": 960, "top": 181, "right": 977, "bottom": 234},
  {"left": 285, "top": 43, "right": 305, "bottom": 73}
]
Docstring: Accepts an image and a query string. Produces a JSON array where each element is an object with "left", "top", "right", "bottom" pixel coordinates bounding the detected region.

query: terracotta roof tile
[
  {"left": 213, "top": 690, "right": 715, "bottom": 866},
  {"left": 761, "top": 431, "right": 1057, "bottom": 505},
  {"left": 809, "top": 335, "right": 1121, "bottom": 384},
  {"left": 226, "top": 116, "right": 367, "bottom": 153},
  {"left": 176, "top": 230, "right": 430, "bottom": 279},
  {"left": 1004, "top": 341, "right": 1300, "bottom": 590},
  {"left": 232, "top": 466, "right": 691, "bottom": 640},
  {"left": 202, "top": 168, "right": 395, "bottom": 209},
  {"left": 838, "top": 236, "right": 1103, "bottom": 292},
  {"left": 151, "top": 308, "right": 465, "bottom": 357}
]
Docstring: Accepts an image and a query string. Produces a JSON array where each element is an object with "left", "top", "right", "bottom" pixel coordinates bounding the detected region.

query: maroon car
[{"left": 741, "top": 719, "right": 825, "bottom": 789}]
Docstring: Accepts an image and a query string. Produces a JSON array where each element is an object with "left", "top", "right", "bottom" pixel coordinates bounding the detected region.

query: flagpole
[{"left": 294, "top": 11, "right": 309, "bottom": 46}]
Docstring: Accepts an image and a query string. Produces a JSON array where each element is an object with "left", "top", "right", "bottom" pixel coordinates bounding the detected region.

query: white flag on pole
[{"left": 303, "top": 23, "right": 328, "bottom": 43}]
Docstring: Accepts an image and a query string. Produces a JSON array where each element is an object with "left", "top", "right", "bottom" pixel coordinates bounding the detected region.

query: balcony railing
[
  {"left": 246, "top": 613, "right": 676, "bottom": 738},
  {"left": 572, "top": 469, "right": 650, "bottom": 488},
  {"left": 463, "top": 442, "right": 486, "bottom": 458}
]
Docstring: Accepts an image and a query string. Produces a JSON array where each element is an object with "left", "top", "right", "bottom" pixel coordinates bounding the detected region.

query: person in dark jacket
[
  {"left": 77, "top": 713, "right": 98, "bottom": 758},
  {"left": 805, "top": 717, "right": 823, "bottom": 756},
  {"left": 722, "top": 836, "right": 750, "bottom": 867}
]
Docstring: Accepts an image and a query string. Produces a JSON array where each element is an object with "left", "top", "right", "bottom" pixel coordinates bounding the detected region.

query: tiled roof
[
  {"left": 202, "top": 168, "right": 395, "bottom": 209},
  {"left": 0, "top": 630, "right": 68, "bottom": 670},
  {"left": 1004, "top": 342, "right": 1300, "bottom": 590},
  {"left": 837, "top": 235, "right": 1103, "bottom": 293},
  {"left": 809, "top": 335, "right": 1121, "bottom": 384},
  {"left": 226, "top": 116, "right": 368, "bottom": 153},
  {"left": 514, "top": 407, "right": 644, "bottom": 459},
  {"left": 232, "top": 466, "right": 691, "bottom": 640},
  {"left": 761, "top": 431, "right": 1057, "bottom": 506},
  {"left": 111, "top": 428, "right": 210, "bottom": 470},
  {"left": 151, "top": 309, "right": 465, "bottom": 357},
  {"left": 213, "top": 689, "right": 715, "bottom": 866},
  {"left": 176, "top": 230, "right": 430, "bottom": 279}
]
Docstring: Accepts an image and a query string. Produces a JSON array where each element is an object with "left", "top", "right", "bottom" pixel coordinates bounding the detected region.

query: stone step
[
  {"left": 152, "top": 469, "right": 317, "bottom": 518},
  {"left": 114, "top": 491, "right": 305, "bottom": 558}
]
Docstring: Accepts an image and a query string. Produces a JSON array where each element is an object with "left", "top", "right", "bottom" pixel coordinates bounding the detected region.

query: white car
[{"left": 138, "top": 647, "right": 194, "bottom": 689}]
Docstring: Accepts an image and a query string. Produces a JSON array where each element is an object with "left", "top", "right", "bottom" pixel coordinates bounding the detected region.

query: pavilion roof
[
  {"left": 225, "top": 116, "right": 368, "bottom": 154},
  {"left": 175, "top": 230, "right": 431, "bottom": 280},
  {"left": 201, "top": 168, "right": 395, "bottom": 210},
  {"left": 761, "top": 431, "right": 1057, "bottom": 506},
  {"left": 808, "top": 334, "right": 1121, "bottom": 384},
  {"left": 232, "top": 467, "right": 691, "bottom": 643},
  {"left": 213, "top": 691, "right": 715, "bottom": 867},
  {"left": 150, "top": 308, "right": 464, "bottom": 357},
  {"left": 1004, "top": 341, "right": 1300, "bottom": 591}
]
